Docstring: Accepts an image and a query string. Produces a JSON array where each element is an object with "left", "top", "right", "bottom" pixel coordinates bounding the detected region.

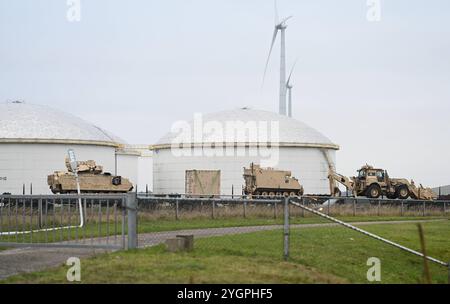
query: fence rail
[
  {"left": 135, "top": 194, "right": 449, "bottom": 221},
  {"left": 138, "top": 193, "right": 450, "bottom": 203}
]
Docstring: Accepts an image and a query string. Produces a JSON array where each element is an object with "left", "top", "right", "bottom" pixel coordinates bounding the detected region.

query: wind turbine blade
[
  {"left": 262, "top": 28, "right": 279, "bottom": 86},
  {"left": 279, "top": 15, "right": 293, "bottom": 25},
  {"left": 286, "top": 59, "right": 299, "bottom": 85},
  {"left": 274, "top": 0, "right": 279, "bottom": 24}
]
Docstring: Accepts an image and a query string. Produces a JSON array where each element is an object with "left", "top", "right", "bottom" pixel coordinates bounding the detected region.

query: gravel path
[{"left": 0, "top": 219, "right": 444, "bottom": 281}]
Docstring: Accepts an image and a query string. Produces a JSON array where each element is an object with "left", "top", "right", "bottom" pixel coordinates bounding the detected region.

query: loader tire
[
  {"left": 396, "top": 185, "right": 410, "bottom": 199},
  {"left": 366, "top": 184, "right": 381, "bottom": 199}
]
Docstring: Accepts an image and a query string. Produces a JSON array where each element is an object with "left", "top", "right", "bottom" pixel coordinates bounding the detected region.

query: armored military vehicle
[
  {"left": 243, "top": 163, "right": 304, "bottom": 197},
  {"left": 48, "top": 158, "right": 133, "bottom": 194},
  {"left": 328, "top": 164, "right": 436, "bottom": 200}
]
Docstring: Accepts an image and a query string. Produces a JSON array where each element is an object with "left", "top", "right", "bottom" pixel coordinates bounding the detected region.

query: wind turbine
[
  {"left": 286, "top": 61, "right": 297, "bottom": 118},
  {"left": 263, "top": 1, "right": 292, "bottom": 116}
]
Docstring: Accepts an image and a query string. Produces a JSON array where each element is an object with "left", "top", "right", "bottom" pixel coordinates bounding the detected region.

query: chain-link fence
[
  {"left": 296, "top": 196, "right": 449, "bottom": 218},
  {"left": 135, "top": 196, "right": 285, "bottom": 257},
  {"left": 131, "top": 194, "right": 449, "bottom": 283},
  {"left": 2, "top": 193, "right": 448, "bottom": 282},
  {"left": 286, "top": 198, "right": 450, "bottom": 283}
]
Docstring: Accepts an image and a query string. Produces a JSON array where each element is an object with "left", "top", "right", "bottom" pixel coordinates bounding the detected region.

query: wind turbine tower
[
  {"left": 263, "top": 2, "right": 292, "bottom": 116},
  {"left": 278, "top": 22, "right": 287, "bottom": 116},
  {"left": 286, "top": 61, "right": 297, "bottom": 118},
  {"left": 287, "top": 82, "right": 293, "bottom": 117}
]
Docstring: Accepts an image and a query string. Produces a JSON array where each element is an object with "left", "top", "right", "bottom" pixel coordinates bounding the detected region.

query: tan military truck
[
  {"left": 328, "top": 164, "right": 436, "bottom": 200},
  {"left": 243, "top": 163, "right": 304, "bottom": 197},
  {"left": 48, "top": 158, "right": 133, "bottom": 194}
]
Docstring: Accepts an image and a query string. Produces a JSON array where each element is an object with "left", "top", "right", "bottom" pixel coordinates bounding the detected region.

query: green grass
[
  {"left": 3, "top": 220, "right": 449, "bottom": 284},
  {"left": 0, "top": 245, "right": 345, "bottom": 284},
  {"left": 289, "top": 220, "right": 450, "bottom": 284}
]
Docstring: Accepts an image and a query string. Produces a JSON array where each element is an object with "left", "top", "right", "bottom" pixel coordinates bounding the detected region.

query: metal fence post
[
  {"left": 444, "top": 202, "right": 447, "bottom": 215},
  {"left": 38, "top": 199, "right": 43, "bottom": 229},
  {"left": 121, "top": 202, "right": 126, "bottom": 249},
  {"left": 401, "top": 200, "right": 404, "bottom": 217},
  {"left": 175, "top": 199, "right": 179, "bottom": 220},
  {"left": 327, "top": 199, "right": 330, "bottom": 215},
  {"left": 243, "top": 200, "right": 247, "bottom": 218},
  {"left": 283, "top": 197, "right": 290, "bottom": 261},
  {"left": 301, "top": 197, "right": 305, "bottom": 218},
  {"left": 422, "top": 201, "right": 426, "bottom": 217},
  {"left": 377, "top": 200, "right": 381, "bottom": 216},
  {"left": 353, "top": 198, "right": 356, "bottom": 217},
  {"left": 126, "top": 193, "right": 138, "bottom": 250},
  {"left": 211, "top": 200, "right": 215, "bottom": 219},
  {"left": 274, "top": 202, "right": 277, "bottom": 219}
]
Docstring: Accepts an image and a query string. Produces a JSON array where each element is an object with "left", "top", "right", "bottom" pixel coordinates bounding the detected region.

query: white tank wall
[
  {"left": 0, "top": 143, "right": 116, "bottom": 194},
  {"left": 153, "top": 147, "right": 336, "bottom": 195},
  {"left": 137, "top": 154, "right": 153, "bottom": 192},
  {"left": 115, "top": 153, "right": 139, "bottom": 188}
]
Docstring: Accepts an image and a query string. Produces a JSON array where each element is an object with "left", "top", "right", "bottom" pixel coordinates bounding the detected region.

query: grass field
[{"left": 3, "top": 220, "right": 449, "bottom": 284}]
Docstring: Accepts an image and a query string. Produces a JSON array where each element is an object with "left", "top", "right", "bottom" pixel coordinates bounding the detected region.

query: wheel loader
[{"left": 328, "top": 164, "right": 436, "bottom": 200}]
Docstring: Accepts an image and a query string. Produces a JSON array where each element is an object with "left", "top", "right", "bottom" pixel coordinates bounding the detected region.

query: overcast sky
[{"left": 1, "top": 0, "right": 449, "bottom": 186}]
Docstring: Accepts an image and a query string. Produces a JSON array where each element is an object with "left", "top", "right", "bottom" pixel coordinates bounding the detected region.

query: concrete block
[
  {"left": 177, "top": 234, "right": 194, "bottom": 251},
  {"left": 166, "top": 238, "right": 185, "bottom": 252},
  {"left": 165, "top": 235, "right": 195, "bottom": 252}
]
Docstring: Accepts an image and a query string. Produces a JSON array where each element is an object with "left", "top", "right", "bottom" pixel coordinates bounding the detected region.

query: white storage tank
[
  {"left": 152, "top": 108, "right": 339, "bottom": 195},
  {"left": 0, "top": 101, "right": 138, "bottom": 194}
]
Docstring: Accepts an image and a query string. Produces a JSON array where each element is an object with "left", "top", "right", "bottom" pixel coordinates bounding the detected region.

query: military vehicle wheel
[
  {"left": 289, "top": 192, "right": 296, "bottom": 197},
  {"left": 269, "top": 192, "right": 275, "bottom": 197},
  {"left": 366, "top": 184, "right": 381, "bottom": 199},
  {"left": 262, "top": 191, "right": 268, "bottom": 197},
  {"left": 396, "top": 185, "right": 410, "bottom": 199}
]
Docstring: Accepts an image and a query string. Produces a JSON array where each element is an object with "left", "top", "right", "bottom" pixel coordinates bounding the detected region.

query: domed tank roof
[
  {"left": 154, "top": 108, "right": 339, "bottom": 150},
  {"left": 0, "top": 101, "right": 123, "bottom": 146}
]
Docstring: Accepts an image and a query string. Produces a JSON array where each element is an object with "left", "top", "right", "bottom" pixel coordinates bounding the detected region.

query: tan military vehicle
[
  {"left": 329, "top": 164, "right": 436, "bottom": 200},
  {"left": 243, "top": 163, "right": 304, "bottom": 197},
  {"left": 48, "top": 158, "right": 133, "bottom": 194}
]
